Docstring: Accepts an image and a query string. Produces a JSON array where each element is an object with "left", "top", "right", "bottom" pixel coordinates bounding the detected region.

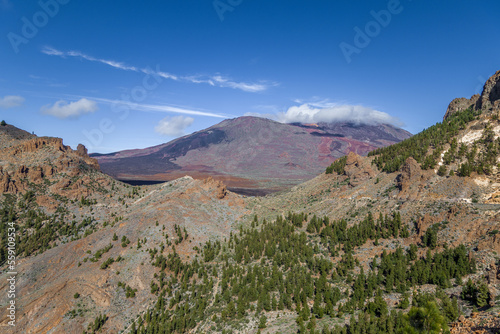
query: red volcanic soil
[{"left": 94, "top": 116, "right": 411, "bottom": 194}]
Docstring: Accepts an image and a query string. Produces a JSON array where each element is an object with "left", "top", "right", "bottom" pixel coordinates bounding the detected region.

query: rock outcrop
[
  {"left": 444, "top": 95, "right": 480, "bottom": 121},
  {"left": 0, "top": 168, "right": 23, "bottom": 193},
  {"left": 396, "top": 157, "right": 424, "bottom": 200},
  {"left": 444, "top": 70, "right": 500, "bottom": 121},
  {"left": 477, "top": 70, "right": 500, "bottom": 111},
  {"left": 0, "top": 128, "right": 101, "bottom": 198},
  {"left": 202, "top": 177, "right": 228, "bottom": 199},
  {"left": 343, "top": 152, "right": 376, "bottom": 187}
]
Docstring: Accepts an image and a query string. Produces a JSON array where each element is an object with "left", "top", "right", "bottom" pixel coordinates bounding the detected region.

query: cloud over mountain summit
[{"left": 248, "top": 102, "right": 401, "bottom": 126}]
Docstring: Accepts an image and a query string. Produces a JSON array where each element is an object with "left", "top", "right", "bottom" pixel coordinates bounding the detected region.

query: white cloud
[
  {"left": 247, "top": 102, "right": 401, "bottom": 126},
  {"left": 155, "top": 116, "right": 194, "bottom": 136},
  {"left": 42, "top": 46, "right": 275, "bottom": 93},
  {"left": 0, "top": 95, "right": 24, "bottom": 109},
  {"left": 85, "top": 96, "right": 228, "bottom": 118},
  {"left": 41, "top": 98, "right": 98, "bottom": 119},
  {"left": 210, "top": 75, "right": 273, "bottom": 93},
  {"left": 42, "top": 46, "right": 139, "bottom": 72}
]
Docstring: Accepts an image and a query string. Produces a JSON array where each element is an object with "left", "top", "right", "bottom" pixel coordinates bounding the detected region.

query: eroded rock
[
  {"left": 396, "top": 157, "right": 423, "bottom": 200},
  {"left": 344, "top": 152, "right": 376, "bottom": 187}
]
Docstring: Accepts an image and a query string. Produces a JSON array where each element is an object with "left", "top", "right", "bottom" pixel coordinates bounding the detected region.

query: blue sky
[{"left": 1, "top": 0, "right": 499, "bottom": 153}]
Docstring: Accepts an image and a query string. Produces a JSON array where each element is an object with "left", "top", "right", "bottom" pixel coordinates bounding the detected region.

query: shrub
[{"left": 437, "top": 165, "right": 447, "bottom": 176}]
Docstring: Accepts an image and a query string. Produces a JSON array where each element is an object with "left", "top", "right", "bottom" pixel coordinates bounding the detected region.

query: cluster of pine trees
[
  {"left": 127, "top": 209, "right": 479, "bottom": 334},
  {"left": 325, "top": 156, "right": 347, "bottom": 175},
  {"left": 326, "top": 107, "right": 500, "bottom": 179},
  {"left": 368, "top": 107, "right": 481, "bottom": 173}
]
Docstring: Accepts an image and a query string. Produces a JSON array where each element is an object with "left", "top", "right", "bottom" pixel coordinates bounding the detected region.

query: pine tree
[
  {"left": 475, "top": 282, "right": 490, "bottom": 307},
  {"left": 405, "top": 301, "right": 448, "bottom": 334},
  {"left": 258, "top": 314, "right": 267, "bottom": 329}
]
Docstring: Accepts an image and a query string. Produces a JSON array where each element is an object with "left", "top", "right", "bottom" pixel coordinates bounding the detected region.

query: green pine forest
[
  {"left": 1, "top": 106, "right": 499, "bottom": 333},
  {"left": 327, "top": 107, "right": 500, "bottom": 177},
  {"left": 125, "top": 210, "right": 485, "bottom": 334}
]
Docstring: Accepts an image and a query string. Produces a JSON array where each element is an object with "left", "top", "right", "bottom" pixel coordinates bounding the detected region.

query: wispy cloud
[
  {"left": 0, "top": 95, "right": 25, "bottom": 109},
  {"left": 41, "top": 46, "right": 275, "bottom": 92},
  {"left": 42, "top": 46, "right": 139, "bottom": 72},
  {"left": 41, "top": 98, "right": 98, "bottom": 119},
  {"left": 155, "top": 116, "right": 194, "bottom": 136},
  {"left": 210, "top": 75, "right": 274, "bottom": 93},
  {"left": 85, "top": 96, "right": 229, "bottom": 118}
]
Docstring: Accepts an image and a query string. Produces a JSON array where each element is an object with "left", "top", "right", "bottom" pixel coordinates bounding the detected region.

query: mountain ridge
[
  {"left": 92, "top": 116, "right": 411, "bottom": 194},
  {"left": 2, "top": 72, "right": 500, "bottom": 333}
]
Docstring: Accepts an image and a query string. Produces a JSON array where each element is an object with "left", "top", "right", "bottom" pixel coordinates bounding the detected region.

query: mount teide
[
  {"left": 92, "top": 116, "right": 411, "bottom": 194},
  {"left": 2, "top": 72, "right": 500, "bottom": 333}
]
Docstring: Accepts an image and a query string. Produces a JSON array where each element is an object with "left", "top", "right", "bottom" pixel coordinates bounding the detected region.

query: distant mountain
[
  {"left": 92, "top": 117, "right": 411, "bottom": 194},
  {"left": 4, "top": 72, "right": 500, "bottom": 334}
]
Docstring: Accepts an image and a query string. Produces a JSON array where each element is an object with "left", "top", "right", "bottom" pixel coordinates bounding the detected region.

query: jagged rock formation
[
  {"left": 0, "top": 126, "right": 101, "bottom": 199},
  {"left": 444, "top": 95, "right": 481, "bottom": 120},
  {"left": 396, "top": 157, "right": 427, "bottom": 200},
  {"left": 478, "top": 70, "right": 500, "bottom": 111},
  {"left": 202, "top": 177, "right": 228, "bottom": 199},
  {"left": 344, "top": 152, "right": 376, "bottom": 187},
  {"left": 444, "top": 70, "right": 500, "bottom": 120},
  {"left": 3, "top": 72, "right": 500, "bottom": 333}
]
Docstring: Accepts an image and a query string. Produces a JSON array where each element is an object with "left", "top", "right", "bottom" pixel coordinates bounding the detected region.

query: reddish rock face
[
  {"left": 396, "top": 157, "right": 425, "bottom": 201},
  {"left": 0, "top": 129, "right": 101, "bottom": 198},
  {"left": 202, "top": 176, "right": 228, "bottom": 199},
  {"left": 344, "top": 152, "right": 376, "bottom": 187},
  {"left": 76, "top": 143, "right": 88, "bottom": 156}
]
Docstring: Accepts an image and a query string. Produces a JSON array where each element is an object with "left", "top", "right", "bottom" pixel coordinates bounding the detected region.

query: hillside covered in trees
[{"left": 2, "top": 72, "right": 500, "bottom": 333}]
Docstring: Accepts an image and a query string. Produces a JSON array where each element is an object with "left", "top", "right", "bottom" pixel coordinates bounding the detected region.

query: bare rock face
[
  {"left": 344, "top": 152, "right": 376, "bottom": 187},
  {"left": 0, "top": 128, "right": 101, "bottom": 197},
  {"left": 0, "top": 169, "right": 23, "bottom": 193},
  {"left": 44, "top": 165, "right": 54, "bottom": 177},
  {"left": 202, "top": 177, "right": 228, "bottom": 199},
  {"left": 415, "top": 213, "right": 436, "bottom": 239},
  {"left": 444, "top": 95, "right": 480, "bottom": 121},
  {"left": 7, "top": 137, "right": 66, "bottom": 155},
  {"left": 478, "top": 70, "right": 500, "bottom": 110},
  {"left": 76, "top": 143, "right": 88, "bottom": 157},
  {"left": 478, "top": 231, "right": 500, "bottom": 257},
  {"left": 444, "top": 70, "right": 500, "bottom": 121},
  {"left": 396, "top": 157, "right": 423, "bottom": 200}
]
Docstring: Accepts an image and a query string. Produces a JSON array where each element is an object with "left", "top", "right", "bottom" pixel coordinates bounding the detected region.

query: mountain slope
[
  {"left": 93, "top": 117, "right": 411, "bottom": 194},
  {"left": 2, "top": 72, "right": 500, "bottom": 333}
]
